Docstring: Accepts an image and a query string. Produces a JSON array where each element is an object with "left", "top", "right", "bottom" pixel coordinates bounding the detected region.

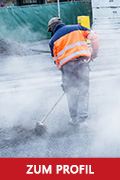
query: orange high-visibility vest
[{"left": 49, "top": 23, "right": 99, "bottom": 69}]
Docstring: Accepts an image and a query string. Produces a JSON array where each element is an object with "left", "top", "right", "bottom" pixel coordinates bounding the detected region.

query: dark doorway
[{"left": 17, "top": 0, "right": 45, "bottom": 6}]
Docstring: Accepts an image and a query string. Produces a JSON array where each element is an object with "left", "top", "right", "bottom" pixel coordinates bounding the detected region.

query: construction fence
[{"left": 0, "top": 1, "right": 92, "bottom": 42}]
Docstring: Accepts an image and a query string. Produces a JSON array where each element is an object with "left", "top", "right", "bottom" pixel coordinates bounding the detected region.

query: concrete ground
[{"left": 0, "top": 19, "right": 120, "bottom": 157}]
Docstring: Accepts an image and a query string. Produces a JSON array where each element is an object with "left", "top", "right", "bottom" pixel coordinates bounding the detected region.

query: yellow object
[{"left": 77, "top": 16, "right": 91, "bottom": 44}]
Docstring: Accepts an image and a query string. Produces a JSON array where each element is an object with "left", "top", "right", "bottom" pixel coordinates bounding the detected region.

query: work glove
[
  {"left": 90, "top": 50, "right": 98, "bottom": 61},
  {"left": 61, "top": 84, "right": 66, "bottom": 93}
]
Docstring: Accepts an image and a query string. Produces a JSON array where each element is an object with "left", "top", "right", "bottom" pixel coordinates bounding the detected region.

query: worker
[{"left": 48, "top": 17, "right": 99, "bottom": 125}]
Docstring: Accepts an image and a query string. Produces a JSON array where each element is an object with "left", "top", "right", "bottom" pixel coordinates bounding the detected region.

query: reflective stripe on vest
[
  {"left": 57, "top": 41, "right": 87, "bottom": 57},
  {"left": 59, "top": 50, "right": 90, "bottom": 66}
]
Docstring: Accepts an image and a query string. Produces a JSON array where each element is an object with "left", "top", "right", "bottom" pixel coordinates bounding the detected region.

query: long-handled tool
[
  {"left": 35, "top": 92, "right": 65, "bottom": 135},
  {"left": 30, "top": 49, "right": 50, "bottom": 54}
]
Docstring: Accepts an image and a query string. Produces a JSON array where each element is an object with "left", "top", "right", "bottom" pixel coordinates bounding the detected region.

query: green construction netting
[{"left": 0, "top": 2, "right": 92, "bottom": 42}]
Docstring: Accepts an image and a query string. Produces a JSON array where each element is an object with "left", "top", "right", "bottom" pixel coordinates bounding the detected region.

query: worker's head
[{"left": 48, "top": 17, "right": 62, "bottom": 32}]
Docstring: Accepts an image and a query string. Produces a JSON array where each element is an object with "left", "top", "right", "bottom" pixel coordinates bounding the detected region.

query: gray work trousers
[{"left": 61, "top": 58, "right": 90, "bottom": 122}]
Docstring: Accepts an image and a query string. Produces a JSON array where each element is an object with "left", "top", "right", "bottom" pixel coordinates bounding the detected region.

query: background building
[
  {"left": 92, "top": 0, "right": 120, "bottom": 22},
  {"left": 0, "top": 0, "right": 91, "bottom": 7}
]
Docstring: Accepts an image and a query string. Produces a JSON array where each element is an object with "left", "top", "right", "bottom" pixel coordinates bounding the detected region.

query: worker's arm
[
  {"left": 49, "top": 39, "right": 61, "bottom": 69},
  {"left": 87, "top": 30, "right": 100, "bottom": 60},
  {"left": 49, "top": 39, "right": 57, "bottom": 62},
  {"left": 78, "top": 25, "right": 100, "bottom": 60},
  {"left": 49, "top": 39, "right": 54, "bottom": 57}
]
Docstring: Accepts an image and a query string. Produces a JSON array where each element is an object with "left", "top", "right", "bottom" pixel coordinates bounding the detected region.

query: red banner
[{"left": 0, "top": 158, "right": 119, "bottom": 180}]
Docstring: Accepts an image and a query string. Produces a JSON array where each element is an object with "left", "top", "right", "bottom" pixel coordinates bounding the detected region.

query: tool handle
[
  {"left": 30, "top": 49, "right": 50, "bottom": 53},
  {"left": 41, "top": 92, "right": 65, "bottom": 124}
]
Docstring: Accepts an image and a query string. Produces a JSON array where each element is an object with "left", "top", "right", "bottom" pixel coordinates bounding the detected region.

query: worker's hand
[
  {"left": 90, "top": 50, "right": 98, "bottom": 61},
  {"left": 61, "top": 84, "right": 66, "bottom": 93}
]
